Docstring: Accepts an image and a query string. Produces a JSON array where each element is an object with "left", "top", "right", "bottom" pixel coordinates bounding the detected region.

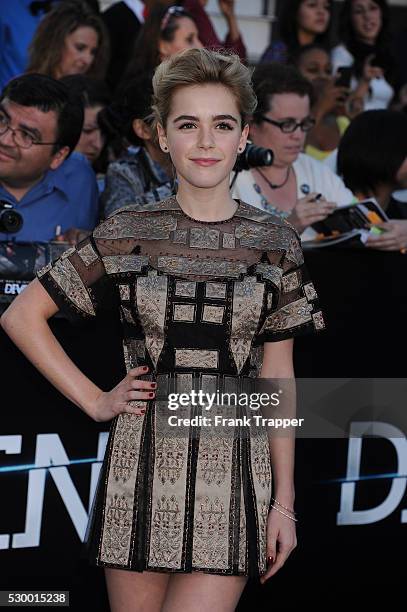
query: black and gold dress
[{"left": 36, "top": 196, "right": 324, "bottom": 578}]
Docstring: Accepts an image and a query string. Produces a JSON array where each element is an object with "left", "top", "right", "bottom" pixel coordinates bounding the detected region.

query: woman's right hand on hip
[{"left": 89, "top": 366, "right": 156, "bottom": 422}]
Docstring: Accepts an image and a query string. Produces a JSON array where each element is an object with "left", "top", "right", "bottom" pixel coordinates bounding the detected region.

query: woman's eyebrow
[
  {"left": 173, "top": 115, "right": 197, "bottom": 123},
  {"left": 173, "top": 114, "right": 238, "bottom": 123},
  {"left": 213, "top": 114, "right": 238, "bottom": 123}
]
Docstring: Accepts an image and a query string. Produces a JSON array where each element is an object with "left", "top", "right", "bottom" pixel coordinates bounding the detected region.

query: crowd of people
[{"left": 0, "top": 0, "right": 407, "bottom": 250}]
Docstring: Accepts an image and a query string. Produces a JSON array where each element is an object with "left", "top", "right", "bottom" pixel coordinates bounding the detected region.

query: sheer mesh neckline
[{"left": 175, "top": 198, "right": 241, "bottom": 225}]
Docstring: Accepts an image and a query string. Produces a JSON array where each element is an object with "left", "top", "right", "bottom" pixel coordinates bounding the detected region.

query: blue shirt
[
  {"left": 0, "top": 1, "right": 53, "bottom": 91},
  {"left": 0, "top": 152, "right": 99, "bottom": 242}
]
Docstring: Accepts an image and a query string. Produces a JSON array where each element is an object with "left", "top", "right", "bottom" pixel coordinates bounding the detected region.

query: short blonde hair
[{"left": 152, "top": 48, "right": 257, "bottom": 130}]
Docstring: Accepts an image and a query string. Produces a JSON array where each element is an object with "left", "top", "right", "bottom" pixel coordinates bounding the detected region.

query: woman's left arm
[
  {"left": 260, "top": 338, "right": 296, "bottom": 504},
  {"left": 259, "top": 338, "right": 297, "bottom": 583}
]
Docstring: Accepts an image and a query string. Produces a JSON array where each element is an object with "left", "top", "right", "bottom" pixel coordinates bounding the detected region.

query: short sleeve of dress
[
  {"left": 36, "top": 235, "right": 118, "bottom": 326},
  {"left": 256, "top": 229, "right": 325, "bottom": 344}
]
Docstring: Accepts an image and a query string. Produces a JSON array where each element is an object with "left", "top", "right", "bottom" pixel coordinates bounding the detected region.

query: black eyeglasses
[
  {"left": 259, "top": 115, "right": 316, "bottom": 133},
  {"left": 0, "top": 112, "right": 59, "bottom": 149},
  {"left": 160, "top": 5, "right": 187, "bottom": 31}
]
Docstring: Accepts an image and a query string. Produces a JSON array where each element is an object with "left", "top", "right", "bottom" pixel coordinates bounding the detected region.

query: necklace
[{"left": 255, "top": 166, "right": 291, "bottom": 190}]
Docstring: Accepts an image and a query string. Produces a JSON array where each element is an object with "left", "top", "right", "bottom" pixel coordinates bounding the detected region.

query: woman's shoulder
[
  {"left": 294, "top": 152, "right": 326, "bottom": 174},
  {"left": 331, "top": 44, "right": 353, "bottom": 65},
  {"left": 294, "top": 153, "right": 354, "bottom": 204},
  {"left": 93, "top": 196, "right": 179, "bottom": 240},
  {"left": 105, "top": 148, "right": 147, "bottom": 176},
  {"left": 260, "top": 40, "right": 288, "bottom": 64},
  {"left": 235, "top": 200, "right": 302, "bottom": 252}
]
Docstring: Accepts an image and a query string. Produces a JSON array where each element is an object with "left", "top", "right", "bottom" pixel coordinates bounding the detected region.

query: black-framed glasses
[
  {"left": 0, "top": 112, "right": 59, "bottom": 149},
  {"left": 259, "top": 115, "right": 316, "bottom": 133},
  {"left": 160, "top": 5, "right": 187, "bottom": 31}
]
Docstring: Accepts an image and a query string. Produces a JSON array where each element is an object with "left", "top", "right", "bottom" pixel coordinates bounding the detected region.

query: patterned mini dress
[{"left": 36, "top": 196, "right": 324, "bottom": 577}]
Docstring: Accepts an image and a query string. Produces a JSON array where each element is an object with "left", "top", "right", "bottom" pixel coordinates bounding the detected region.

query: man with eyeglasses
[
  {"left": 232, "top": 63, "right": 354, "bottom": 241},
  {"left": 0, "top": 73, "right": 99, "bottom": 243}
]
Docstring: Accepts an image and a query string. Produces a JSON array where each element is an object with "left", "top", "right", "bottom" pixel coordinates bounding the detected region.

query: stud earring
[{"left": 163, "top": 145, "right": 168, "bottom": 152}]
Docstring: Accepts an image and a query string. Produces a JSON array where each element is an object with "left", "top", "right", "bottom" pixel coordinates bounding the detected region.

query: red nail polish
[
  {"left": 142, "top": 366, "right": 148, "bottom": 372},
  {"left": 149, "top": 392, "right": 154, "bottom": 397}
]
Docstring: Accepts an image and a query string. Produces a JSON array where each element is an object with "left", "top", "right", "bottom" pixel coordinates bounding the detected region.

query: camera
[
  {"left": 0, "top": 201, "right": 24, "bottom": 233},
  {"left": 234, "top": 142, "right": 274, "bottom": 172}
]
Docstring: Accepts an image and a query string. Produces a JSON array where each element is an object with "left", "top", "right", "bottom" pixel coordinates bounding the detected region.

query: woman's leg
[
  {"left": 104, "top": 567, "right": 171, "bottom": 612},
  {"left": 162, "top": 573, "right": 248, "bottom": 612}
]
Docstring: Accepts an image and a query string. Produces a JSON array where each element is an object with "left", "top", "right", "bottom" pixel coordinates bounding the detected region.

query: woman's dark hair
[
  {"left": 27, "top": 0, "right": 109, "bottom": 80},
  {"left": 291, "top": 42, "right": 331, "bottom": 68},
  {"left": 122, "top": 4, "right": 195, "bottom": 84},
  {"left": 278, "top": 0, "right": 333, "bottom": 58},
  {"left": 252, "top": 63, "right": 314, "bottom": 123},
  {"left": 1, "top": 73, "right": 84, "bottom": 156},
  {"left": 100, "top": 75, "right": 155, "bottom": 152},
  {"left": 339, "top": 0, "right": 390, "bottom": 51},
  {"left": 338, "top": 0, "right": 394, "bottom": 80},
  {"left": 337, "top": 110, "right": 407, "bottom": 194},
  {"left": 59, "top": 75, "right": 111, "bottom": 109}
]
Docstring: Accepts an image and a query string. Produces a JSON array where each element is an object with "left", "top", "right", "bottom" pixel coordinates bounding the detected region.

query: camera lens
[
  {"left": 234, "top": 143, "right": 274, "bottom": 172},
  {"left": 0, "top": 204, "right": 23, "bottom": 233}
]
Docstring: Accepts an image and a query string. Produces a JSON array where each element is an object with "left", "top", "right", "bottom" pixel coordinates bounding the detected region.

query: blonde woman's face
[
  {"left": 57, "top": 26, "right": 99, "bottom": 78},
  {"left": 159, "top": 17, "right": 203, "bottom": 59},
  {"left": 158, "top": 83, "right": 248, "bottom": 190}
]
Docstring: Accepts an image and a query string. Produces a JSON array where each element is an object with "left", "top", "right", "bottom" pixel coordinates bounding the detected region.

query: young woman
[
  {"left": 27, "top": 0, "right": 109, "bottom": 80},
  {"left": 261, "top": 0, "right": 332, "bottom": 64},
  {"left": 331, "top": 0, "right": 395, "bottom": 110},
  {"left": 293, "top": 43, "right": 352, "bottom": 161},
  {"left": 122, "top": 4, "right": 202, "bottom": 87},
  {"left": 100, "top": 75, "right": 173, "bottom": 217},
  {"left": 60, "top": 74, "right": 111, "bottom": 172},
  {"left": 1, "top": 49, "right": 324, "bottom": 611}
]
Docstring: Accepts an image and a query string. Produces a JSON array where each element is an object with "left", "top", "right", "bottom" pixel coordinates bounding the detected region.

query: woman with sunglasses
[{"left": 232, "top": 63, "right": 354, "bottom": 240}]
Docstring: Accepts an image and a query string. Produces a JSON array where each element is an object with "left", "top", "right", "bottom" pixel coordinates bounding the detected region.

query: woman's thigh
[
  {"left": 162, "top": 572, "right": 248, "bottom": 612},
  {"left": 104, "top": 567, "right": 171, "bottom": 612}
]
